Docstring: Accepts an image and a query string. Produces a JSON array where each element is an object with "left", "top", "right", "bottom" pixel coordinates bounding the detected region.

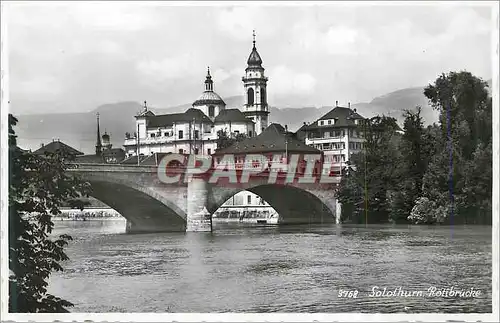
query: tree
[
  {"left": 388, "top": 107, "right": 429, "bottom": 223},
  {"left": 9, "top": 114, "right": 90, "bottom": 312},
  {"left": 215, "top": 130, "right": 247, "bottom": 150},
  {"left": 418, "top": 71, "right": 492, "bottom": 224},
  {"left": 336, "top": 116, "right": 401, "bottom": 223}
]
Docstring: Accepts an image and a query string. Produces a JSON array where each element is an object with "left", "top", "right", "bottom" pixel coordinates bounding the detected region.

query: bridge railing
[{"left": 69, "top": 161, "right": 342, "bottom": 184}]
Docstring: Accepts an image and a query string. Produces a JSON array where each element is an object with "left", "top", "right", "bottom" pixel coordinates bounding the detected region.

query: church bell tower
[{"left": 242, "top": 30, "right": 269, "bottom": 135}]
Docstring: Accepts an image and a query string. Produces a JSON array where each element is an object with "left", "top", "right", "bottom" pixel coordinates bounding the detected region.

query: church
[{"left": 123, "top": 33, "right": 270, "bottom": 157}]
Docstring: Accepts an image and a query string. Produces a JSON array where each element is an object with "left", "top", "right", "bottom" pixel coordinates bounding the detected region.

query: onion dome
[
  {"left": 247, "top": 30, "right": 263, "bottom": 68},
  {"left": 193, "top": 67, "right": 226, "bottom": 106},
  {"left": 193, "top": 91, "right": 226, "bottom": 106}
]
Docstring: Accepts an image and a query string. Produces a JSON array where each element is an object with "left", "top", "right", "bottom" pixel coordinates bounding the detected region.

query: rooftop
[
  {"left": 214, "top": 109, "right": 254, "bottom": 124},
  {"left": 147, "top": 108, "right": 213, "bottom": 128},
  {"left": 75, "top": 154, "right": 105, "bottom": 164},
  {"left": 33, "top": 140, "right": 84, "bottom": 156},
  {"left": 193, "top": 91, "right": 226, "bottom": 107},
  {"left": 214, "top": 123, "right": 321, "bottom": 155},
  {"left": 304, "top": 106, "right": 366, "bottom": 130}
]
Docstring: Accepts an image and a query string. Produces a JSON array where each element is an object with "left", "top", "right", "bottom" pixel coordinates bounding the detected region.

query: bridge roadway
[{"left": 68, "top": 162, "right": 341, "bottom": 233}]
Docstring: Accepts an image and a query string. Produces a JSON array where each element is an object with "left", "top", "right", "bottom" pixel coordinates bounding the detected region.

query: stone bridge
[{"left": 69, "top": 163, "right": 341, "bottom": 233}]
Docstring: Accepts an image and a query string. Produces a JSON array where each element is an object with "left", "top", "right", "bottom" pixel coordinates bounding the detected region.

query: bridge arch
[
  {"left": 210, "top": 184, "right": 336, "bottom": 225},
  {"left": 81, "top": 174, "right": 187, "bottom": 233}
]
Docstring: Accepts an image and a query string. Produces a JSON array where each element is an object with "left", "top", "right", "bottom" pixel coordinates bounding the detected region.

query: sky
[{"left": 3, "top": 1, "right": 495, "bottom": 115}]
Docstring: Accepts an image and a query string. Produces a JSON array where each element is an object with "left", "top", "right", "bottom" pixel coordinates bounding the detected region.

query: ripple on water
[{"left": 49, "top": 222, "right": 492, "bottom": 313}]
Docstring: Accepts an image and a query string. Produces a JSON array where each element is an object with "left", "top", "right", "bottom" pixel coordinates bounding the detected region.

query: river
[{"left": 48, "top": 219, "right": 492, "bottom": 313}]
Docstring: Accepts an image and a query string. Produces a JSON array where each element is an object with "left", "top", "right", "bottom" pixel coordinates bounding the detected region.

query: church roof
[
  {"left": 34, "top": 140, "right": 84, "bottom": 156},
  {"left": 147, "top": 108, "right": 213, "bottom": 128},
  {"left": 193, "top": 91, "right": 226, "bottom": 107},
  {"left": 214, "top": 123, "right": 321, "bottom": 155},
  {"left": 214, "top": 109, "right": 254, "bottom": 124},
  {"left": 136, "top": 110, "right": 155, "bottom": 118}
]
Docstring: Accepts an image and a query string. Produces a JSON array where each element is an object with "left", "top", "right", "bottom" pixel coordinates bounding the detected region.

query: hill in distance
[{"left": 14, "top": 79, "right": 492, "bottom": 154}]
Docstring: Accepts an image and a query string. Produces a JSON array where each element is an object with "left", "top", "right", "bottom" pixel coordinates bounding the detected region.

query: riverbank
[
  {"left": 213, "top": 206, "right": 279, "bottom": 224},
  {"left": 54, "top": 208, "right": 122, "bottom": 220}
]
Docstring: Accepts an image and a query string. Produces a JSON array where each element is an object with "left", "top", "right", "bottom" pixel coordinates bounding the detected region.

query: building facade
[
  {"left": 121, "top": 34, "right": 273, "bottom": 214},
  {"left": 298, "top": 103, "right": 366, "bottom": 174},
  {"left": 123, "top": 34, "right": 269, "bottom": 157}
]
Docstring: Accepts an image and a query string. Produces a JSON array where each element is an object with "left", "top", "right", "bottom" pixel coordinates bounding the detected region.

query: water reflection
[{"left": 48, "top": 220, "right": 492, "bottom": 313}]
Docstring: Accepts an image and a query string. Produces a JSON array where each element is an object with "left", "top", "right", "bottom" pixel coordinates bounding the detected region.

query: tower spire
[
  {"left": 204, "top": 66, "right": 213, "bottom": 92},
  {"left": 96, "top": 112, "right": 102, "bottom": 156},
  {"left": 243, "top": 29, "right": 268, "bottom": 135}
]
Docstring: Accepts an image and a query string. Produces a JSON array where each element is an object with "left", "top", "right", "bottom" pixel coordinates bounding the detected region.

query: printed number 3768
[{"left": 338, "top": 290, "right": 359, "bottom": 298}]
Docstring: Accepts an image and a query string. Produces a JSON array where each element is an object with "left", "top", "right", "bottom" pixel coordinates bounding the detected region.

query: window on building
[
  {"left": 323, "top": 131, "right": 329, "bottom": 138},
  {"left": 247, "top": 195, "right": 252, "bottom": 204},
  {"left": 328, "top": 120, "right": 331, "bottom": 125},
  {"left": 209, "top": 106, "right": 215, "bottom": 117},
  {"left": 194, "top": 148, "right": 199, "bottom": 154},
  {"left": 248, "top": 130, "right": 253, "bottom": 137},
  {"left": 178, "top": 130, "right": 183, "bottom": 139},
  {"left": 261, "top": 88, "right": 266, "bottom": 105},
  {"left": 194, "top": 130, "right": 199, "bottom": 139},
  {"left": 320, "top": 121, "right": 324, "bottom": 126},
  {"left": 247, "top": 88, "right": 255, "bottom": 105},
  {"left": 179, "top": 149, "right": 184, "bottom": 154},
  {"left": 151, "top": 133, "right": 155, "bottom": 138},
  {"left": 207, "top": 148, "right": 211, "bottom": 155}
]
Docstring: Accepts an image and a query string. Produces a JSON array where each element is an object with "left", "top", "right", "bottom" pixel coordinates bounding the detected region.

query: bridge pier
[
  {"left": 186, "top": 178, "right": 212, "bottom": 232},
  {"left": 335, "top": 199, "right": 342, "bottom": 224}
]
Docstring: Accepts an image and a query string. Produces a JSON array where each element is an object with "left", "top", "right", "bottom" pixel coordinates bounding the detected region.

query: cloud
[
  {"left": 5, "top": 3, "right": 493, "bottom": 115},
  {"left": 136, "top": 54, "right": 199, "bottom": 83},
  {"left": 14, "top": 76, "right": 62, "bottom": 98},
  {"left": 268, "top": 65, "right": 317, "bottom": 95},
  {"left": 292, "top": 20, "right": 369, "bottom": 56},
  {"left": 68, "top": 3, "right": 159, "bottom": 31},
  {"left": 215, "top": 6, "right": 281, "bottom": 41},
  {"left": 212, "top": 68, "right": 231, "bottom": 83}
]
